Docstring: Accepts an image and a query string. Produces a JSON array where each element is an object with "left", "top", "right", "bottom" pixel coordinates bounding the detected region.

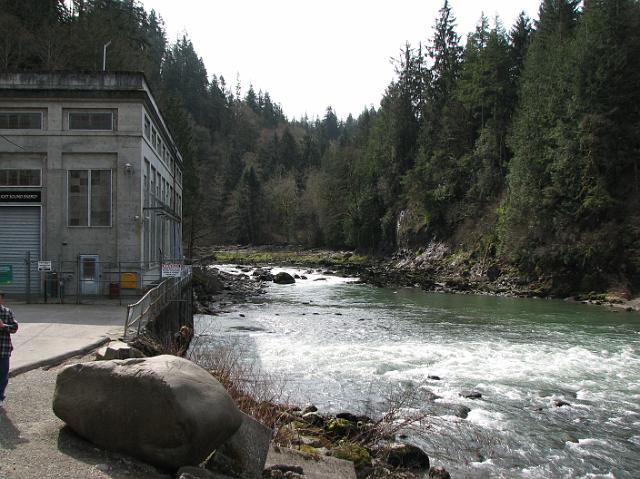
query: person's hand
[{"left": 0, "top": 322, "right": 6, "bottom": 330}]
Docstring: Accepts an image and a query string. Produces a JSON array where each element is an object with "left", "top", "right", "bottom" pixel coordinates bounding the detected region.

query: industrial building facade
[{"left": 0, "top": 72, "right": 183, "bottom": 299}]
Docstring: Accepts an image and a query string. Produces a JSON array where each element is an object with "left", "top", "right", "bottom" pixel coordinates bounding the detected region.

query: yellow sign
[{"left": 120, "top": 272, "right": 137, "bottom": 289}]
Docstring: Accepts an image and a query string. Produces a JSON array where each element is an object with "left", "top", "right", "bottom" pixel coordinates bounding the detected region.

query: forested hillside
[{"left": 2, "top": 0, "right": 639, "bottom": 295}]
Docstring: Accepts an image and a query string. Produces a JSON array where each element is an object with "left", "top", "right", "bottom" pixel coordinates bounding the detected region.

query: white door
[{"left": 79, "top": 254, "right": 99, "bottom": 295}]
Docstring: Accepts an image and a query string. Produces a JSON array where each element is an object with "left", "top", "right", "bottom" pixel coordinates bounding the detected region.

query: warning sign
[
  {"left": 162, "top": 263, "right": 182, "bottom": 278},
  {"left": 38, "top": 261, "right": 52, "bottom": 272}
]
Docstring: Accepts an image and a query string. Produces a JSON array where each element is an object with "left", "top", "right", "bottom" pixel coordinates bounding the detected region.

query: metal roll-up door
[{"left": 0, "top": 206, "right": 41, "bottom": 297}]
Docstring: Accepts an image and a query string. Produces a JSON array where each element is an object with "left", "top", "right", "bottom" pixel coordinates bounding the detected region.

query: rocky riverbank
[{"left": 196, "top": 245, "right": 640, "bottom": 312}]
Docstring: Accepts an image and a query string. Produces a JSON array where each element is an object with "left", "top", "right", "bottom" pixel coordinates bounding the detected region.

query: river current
[{"left": 194, "top": 266, "right": 640, "bottom": 478}]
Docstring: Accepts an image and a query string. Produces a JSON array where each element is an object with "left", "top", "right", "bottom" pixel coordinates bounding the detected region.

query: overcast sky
[{"left": 139, "top": 0, "right": 542, "bottom": 120}]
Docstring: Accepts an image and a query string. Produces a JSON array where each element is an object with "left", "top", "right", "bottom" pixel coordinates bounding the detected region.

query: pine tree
[
  {"left": 427, "top": 0, "right": 463, "bottom": 107},
  {"left": 503, "top": 0, "right": 582, "bottom": 280},
  {"left": 509, "top": 12, "right": 532, "bottom": 81}
]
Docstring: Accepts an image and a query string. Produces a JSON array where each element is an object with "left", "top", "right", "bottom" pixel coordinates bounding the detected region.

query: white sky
[{"left": 139, "top": 0, "right": 542, "bottom": 120}]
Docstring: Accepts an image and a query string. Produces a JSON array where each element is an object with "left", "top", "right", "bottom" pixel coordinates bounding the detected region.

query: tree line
[{"left": 2, "top": 0, "right": 639, "bottom": 293}]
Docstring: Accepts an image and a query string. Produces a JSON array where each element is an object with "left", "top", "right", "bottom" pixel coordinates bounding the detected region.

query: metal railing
[{"left": 124, "top": 267, "right": 192, "bottom": 340}]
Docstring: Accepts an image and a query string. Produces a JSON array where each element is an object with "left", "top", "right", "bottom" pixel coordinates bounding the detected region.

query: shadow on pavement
[
  {"left": 0, "top": 410, "right": 29, "bottom": 449},
  {"left": 57, "top": 426, "right": 169, "bottom": 479}
]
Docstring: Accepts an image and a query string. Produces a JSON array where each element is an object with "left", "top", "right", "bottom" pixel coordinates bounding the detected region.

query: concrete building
[{"left": 0, "top": 72, "right": 183, "bottom": 299}]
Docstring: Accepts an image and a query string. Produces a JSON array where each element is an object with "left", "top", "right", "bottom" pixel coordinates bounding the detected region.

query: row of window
[
  {"left": 0, "top": 110, "right": 114, "bottom": 131},
  {"left": 144, "top": 114, "right": 178, "bottom": 176},
  {"left": 143, "top": 159, "right": 182, "bottom": 214}
]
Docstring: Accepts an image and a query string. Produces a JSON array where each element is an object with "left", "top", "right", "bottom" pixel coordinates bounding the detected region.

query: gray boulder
[
  {"left": 53, "top": 355, "right": 242, "bottom": 470},
  {"left": 95, "top": 340, "right": 145, "bottom": 360},
  {"left": 273, "top": 272, "right": 296, "bottom": 285},
  {"left": 206, "top": 412, "right": 272, "bottom": 478}
]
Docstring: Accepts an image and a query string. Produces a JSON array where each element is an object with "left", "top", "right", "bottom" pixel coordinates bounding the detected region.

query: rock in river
[
  {"left": 53, "top": 355, "right": 242, "bottom": 470},
  {"left": 460, "top": 390, "right": 483, "bottom": 399},
  {"left": 273, "top": 272, "right": 296, "bottom": 284},
  {"left": 382, "top": 443, "right": 430, "bottom": 470},
  {"left": 429, "top": 466, "right": 452, "bottom": 479}
]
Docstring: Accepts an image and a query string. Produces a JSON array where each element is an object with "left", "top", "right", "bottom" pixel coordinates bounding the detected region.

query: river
[{"left": 194, "top": 265, "right": 640, "bottom": 478}]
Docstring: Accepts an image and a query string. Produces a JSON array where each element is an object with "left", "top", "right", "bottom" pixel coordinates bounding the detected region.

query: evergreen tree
[
  {"left": 503, "top": 0, "right": 582, "bottom": 283},
  {"left": 427, "top": 0, "right": 463, "bottom": 107},
  {"left": 509, "top": 12, "right": 532, "bottom": 81}
]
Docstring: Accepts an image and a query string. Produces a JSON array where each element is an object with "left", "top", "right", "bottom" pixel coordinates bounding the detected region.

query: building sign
[
  {"left": 38, "top": 261, "right": 52, "bottom": 272},
  {"left": 0, "top": 265, "right": 13, "bottom": 284},
  {"left": 162, "top": 263, "right": 182, "bottom": 278},
  {"left": 0, "top": 191, "right": 41, "bottom": 203}
]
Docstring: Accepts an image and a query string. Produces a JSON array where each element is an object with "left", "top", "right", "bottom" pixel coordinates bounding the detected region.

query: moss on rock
[{"left": 331, "top": 441, "right": 371, "bottom": 470}]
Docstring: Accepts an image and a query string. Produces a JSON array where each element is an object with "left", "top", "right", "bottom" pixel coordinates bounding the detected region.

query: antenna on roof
[{"left": 102, "top": 40, "right": 112, "bottom": 71}]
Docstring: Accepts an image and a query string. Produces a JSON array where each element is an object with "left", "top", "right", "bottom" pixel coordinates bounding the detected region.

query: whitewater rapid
[{"left": 194, "top": 265, "right": 640, "bottom": 478}]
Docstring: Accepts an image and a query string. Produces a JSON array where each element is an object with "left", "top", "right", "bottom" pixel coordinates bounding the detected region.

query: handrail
[{"left": 124, "top": 269, "right": 191, "bottom": 339}]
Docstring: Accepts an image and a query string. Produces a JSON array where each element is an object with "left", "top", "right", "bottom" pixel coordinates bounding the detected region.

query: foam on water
[{"left": 467, "top": 408, "right": 508, "bottom": 430}]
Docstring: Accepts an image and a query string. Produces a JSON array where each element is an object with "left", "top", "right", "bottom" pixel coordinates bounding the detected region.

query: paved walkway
[{"left": 7, "top": 302, "right": 126, "bottom": 376}]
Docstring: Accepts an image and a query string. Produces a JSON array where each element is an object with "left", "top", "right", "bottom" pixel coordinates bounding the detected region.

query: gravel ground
[{"left": 0, "top": 355, "right": 171, "bottom": 479}]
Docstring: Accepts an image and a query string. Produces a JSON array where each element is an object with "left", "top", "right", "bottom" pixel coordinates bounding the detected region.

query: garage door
[{"left": 0, "top": 206, "right": 41, "bottom": 297}]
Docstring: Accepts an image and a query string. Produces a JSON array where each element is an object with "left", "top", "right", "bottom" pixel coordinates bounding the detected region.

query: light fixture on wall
[{"left": 124, "top": 162, "right": 133, "bottom": 176}]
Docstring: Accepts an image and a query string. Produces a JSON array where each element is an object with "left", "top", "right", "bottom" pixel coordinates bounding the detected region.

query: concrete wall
[
  {"left": 0, "top": 73, "right": 184, "bottom": 298},
  {"left": 0, "top": 99, "right": 145, "bottom": 266}
]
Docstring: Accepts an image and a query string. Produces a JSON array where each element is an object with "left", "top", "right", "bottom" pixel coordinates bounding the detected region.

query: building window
[
  {"left": 0, "top": 111, "right": 42, "bottom": 129},
  {"left": 68, "top": 111, "right": 114, "bottom": 130},
  {"left": 0, "top": 169, "right": 41, "bottom": 186},
  {"left": 144, "top": 159, "right": 150, "bottom": 207},
  {"left": 150, "top": 166, "right": 156, "bottom": 201},
  {"left": 68, "top": 170, "right": 112, "bottom": 227},
  {"left": 144, "top": 115, "right": 151, "bottom": 139}
]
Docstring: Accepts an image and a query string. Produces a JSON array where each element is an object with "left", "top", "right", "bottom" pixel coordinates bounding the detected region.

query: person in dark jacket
[{"left": 0, "top": 291, "right": 19, "bottom": 408}]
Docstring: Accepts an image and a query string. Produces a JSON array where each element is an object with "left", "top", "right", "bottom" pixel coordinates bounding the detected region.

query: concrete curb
[{"left": 9, "top": 337, "right": 112, "bottom": 378}]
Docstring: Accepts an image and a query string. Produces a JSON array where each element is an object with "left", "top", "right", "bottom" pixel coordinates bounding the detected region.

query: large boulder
[
  {"left": 53, "top": 355, "right": 242, "bottom": 470},
  {"left": 382, "top": 443, "right": 430, "bottom": 470},
  {"left": 273, "top": 272, "right": 296, "bottom": 285}
]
